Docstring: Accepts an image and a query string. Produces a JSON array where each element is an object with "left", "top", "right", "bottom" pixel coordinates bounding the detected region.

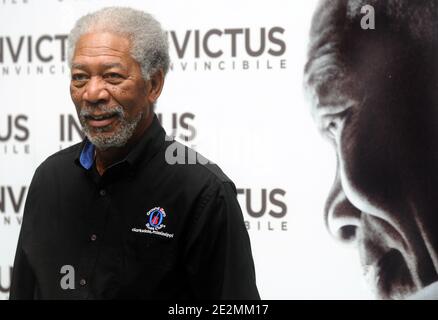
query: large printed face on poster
[{"left": 305, "top": 0, "right": 438, "bottom": 299}]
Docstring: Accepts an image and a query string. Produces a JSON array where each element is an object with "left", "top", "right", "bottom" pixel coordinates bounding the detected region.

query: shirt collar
[
  {"left": 75, "top": 114, "right": 166, "bottom": 171},
  {"left": 79, "top": 139, "right": 95, "bottom": 170}
]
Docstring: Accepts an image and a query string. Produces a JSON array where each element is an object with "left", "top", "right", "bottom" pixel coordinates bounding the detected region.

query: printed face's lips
[
  {"left": 366, "top": 248, "right": 416, "bottom": 299},
  {"left": 85, "top": 113, "right": 119, "bottom": 128}
]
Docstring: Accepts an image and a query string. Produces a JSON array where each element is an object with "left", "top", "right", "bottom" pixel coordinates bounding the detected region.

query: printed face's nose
[{"left": 325, "top": 167, "right": 362, "bottom": 244}]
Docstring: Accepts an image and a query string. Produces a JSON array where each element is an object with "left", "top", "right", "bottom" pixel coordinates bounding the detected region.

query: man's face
[
  {"left": 70, "top": 32, "right": 151, "bottom": 150},
  {"left": 310, "top": 37, "right": 438, "bottom": 299}
]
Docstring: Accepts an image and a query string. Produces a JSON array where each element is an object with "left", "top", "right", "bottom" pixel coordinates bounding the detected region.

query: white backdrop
[{"left": 0, "top": 0, "right": 372, "bottom": 299}]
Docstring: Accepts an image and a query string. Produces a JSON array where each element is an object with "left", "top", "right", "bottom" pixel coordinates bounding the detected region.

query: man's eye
[
  {"left": 72, "top": 74, "right": 88, "bottom": 81},
  {"left": 105, "top": 73, "right": 124, "bottom": 80}
]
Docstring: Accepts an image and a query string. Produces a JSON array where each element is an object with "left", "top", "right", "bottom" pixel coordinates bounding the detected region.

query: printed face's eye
[
  {"left": 321, "top": 119, "right": 338, "bottom": 140},
  {"left": 321, "top": 108, "right": 353, "bottom": 141},
  {"left": 327, "top": 121, "right": 338, "bottom": 137}
]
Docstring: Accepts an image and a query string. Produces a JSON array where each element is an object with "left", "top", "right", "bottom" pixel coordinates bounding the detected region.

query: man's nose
[
  {"left": 325, "top": 168, "right": 362, "bottom": 244},
  {"left": 83, "top": 76, "right": 110, "bottom": 105}
]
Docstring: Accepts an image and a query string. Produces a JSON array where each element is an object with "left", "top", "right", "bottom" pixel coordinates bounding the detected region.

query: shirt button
[
  {"left": 99, "top": 189, "right": 106, "bottom": 196},
  {"left": 79, "top": 279, "right": 87, "bottom": 286},
  {"left": 90, "top": 234, "right": 97, "bottom": 242}
]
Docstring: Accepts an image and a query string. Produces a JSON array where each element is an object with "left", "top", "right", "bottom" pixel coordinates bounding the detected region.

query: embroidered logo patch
[
  {"left": 131, "top": 207, "right": 174, "bottom": 239},
  {"left": 146, "top": 207, "right": 166, "bottom": 231}
]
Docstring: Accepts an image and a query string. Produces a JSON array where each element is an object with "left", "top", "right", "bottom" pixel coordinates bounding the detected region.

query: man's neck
[{"left": 95, "top": 146, "right": 129, "bottom": 176}]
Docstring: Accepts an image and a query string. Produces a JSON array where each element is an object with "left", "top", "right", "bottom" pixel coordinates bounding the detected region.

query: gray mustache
[{"left": 79, "top": 105, "right": 124, "bottom": 118}]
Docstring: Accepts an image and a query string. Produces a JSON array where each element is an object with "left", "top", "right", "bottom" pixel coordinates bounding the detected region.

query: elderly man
[
  {"left": 10, "top": 7, "right": 259, "bottom": 300},
  {"left": 305, "top": 0, "right": 438, "bottom": 299}
]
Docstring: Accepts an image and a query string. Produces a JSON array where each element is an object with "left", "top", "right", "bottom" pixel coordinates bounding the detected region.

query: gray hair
[{"left": 67, "top": 6, "right": 170, "bottom": 81}]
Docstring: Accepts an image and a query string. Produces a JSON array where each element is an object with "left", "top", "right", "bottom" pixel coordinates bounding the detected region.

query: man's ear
[{"left": 146, "top": 69, "right": 165, "bottom": 105}]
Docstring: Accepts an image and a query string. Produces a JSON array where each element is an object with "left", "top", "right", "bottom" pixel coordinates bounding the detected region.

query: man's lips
[{"left": 85, "top": 113, "right": 118, "bottom": 128}]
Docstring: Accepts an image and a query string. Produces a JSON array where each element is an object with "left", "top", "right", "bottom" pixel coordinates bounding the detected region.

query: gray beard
[{"left": 79, "top": 105, "right": 143, "bottom": 151}]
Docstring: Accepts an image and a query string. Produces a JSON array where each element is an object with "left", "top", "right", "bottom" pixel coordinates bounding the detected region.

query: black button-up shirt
[{"left": 10, "top": 115, "right": 259, "bottom": 300}]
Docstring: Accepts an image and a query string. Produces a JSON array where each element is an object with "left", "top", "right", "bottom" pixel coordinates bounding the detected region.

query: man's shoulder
[
  {"left": 26, "top": 142, "right": 83, "bottom": 192},
  {"left": 193, "top": 161, "right": 236, "bottom": 194},
  {"left": 160, "top": 140, "right": 235, "bottom": 189},
  {"left": 37, "top": 142, "right": 83, "bottom": 171},
  {"left": 192, "top": 158, "right": 233, "bottom": 185}
]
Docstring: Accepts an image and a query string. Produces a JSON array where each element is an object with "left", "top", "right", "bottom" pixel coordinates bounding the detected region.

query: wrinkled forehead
[
  {"left": 305, "top": 50, "right": 357, "bottom": 116},
  {"left": 305, "top": 1, "right": 409, "bottom": 118},
  {"left": 304, "top": 0, "right": 359, "bottom": 116},
  {"left": 305, "top": 0, "right": 438, "bottom": 113}
]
